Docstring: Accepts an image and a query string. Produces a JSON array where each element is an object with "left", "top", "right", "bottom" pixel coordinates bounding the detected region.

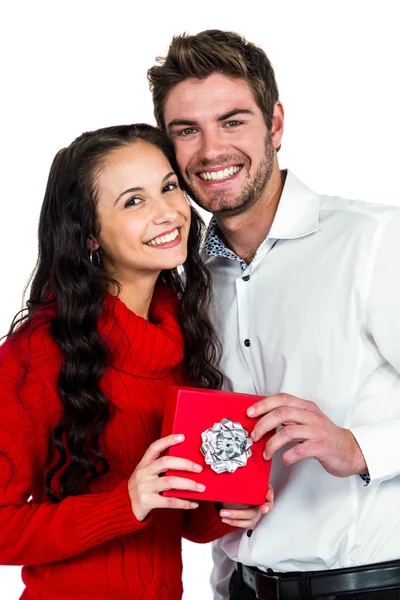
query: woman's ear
[{"left": 87, "top": 236, "right": 100, "bottom": 251}]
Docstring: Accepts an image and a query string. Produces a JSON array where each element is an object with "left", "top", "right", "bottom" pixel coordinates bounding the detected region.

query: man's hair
[{"left": 148, "top": 29, "right": 279, "bottom": 131}]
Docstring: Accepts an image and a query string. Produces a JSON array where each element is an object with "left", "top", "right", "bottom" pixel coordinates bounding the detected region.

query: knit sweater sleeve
[
  {"left": 0, "top": 345, "right": 150, "bottom": 566},
  {"left": 182, "top": 501, "right": 235, "bottom": 544}
]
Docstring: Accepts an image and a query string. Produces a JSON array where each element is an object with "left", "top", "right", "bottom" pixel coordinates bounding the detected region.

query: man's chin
[
  {"left": 215, "top": 200, "right": 252, "bottom": 217},
  {"left": 187, "top": 188, "right": 249, "bottom": 216}
]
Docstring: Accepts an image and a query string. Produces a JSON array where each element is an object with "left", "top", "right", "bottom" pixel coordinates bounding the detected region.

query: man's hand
[
  {"left": 247, "top": 394, "right": 367, "bottom": 477},
  {"left": 219, "top": 484, "right": 274, "bottom": 528}
]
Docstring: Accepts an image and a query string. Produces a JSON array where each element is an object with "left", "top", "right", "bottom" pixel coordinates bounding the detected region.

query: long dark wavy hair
[{"left": 7, "top": 123, "right": 223, "bottom": 502}]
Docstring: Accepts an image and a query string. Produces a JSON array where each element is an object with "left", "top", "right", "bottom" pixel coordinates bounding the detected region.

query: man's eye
[
  {"left": 124, "top": 197, "right": 142, "bottom": 208},
  {"left": 224, "top": 120, "right": 243, "bottom": 128},
  {"left": 162, "top": 182, "right": 178, "bottom": 193},
  {"left": 177, "top": 127, "right": 196, "bottom": 136}
]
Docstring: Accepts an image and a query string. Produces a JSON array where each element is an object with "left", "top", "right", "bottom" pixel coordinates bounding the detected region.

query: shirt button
[
  {"left": 247, "top": 529, "right": 253, "bottom": 537},
  {"left": 244, "top": 339, "right": 251, "bottom": 347},
  {"left": 242, "top": 275, "right": 250, "bottom": 282}
]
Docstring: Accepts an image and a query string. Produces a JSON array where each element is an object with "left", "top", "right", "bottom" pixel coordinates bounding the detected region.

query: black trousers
[{"left": 229, "top": 568, "right": 400, "bottom": 600}]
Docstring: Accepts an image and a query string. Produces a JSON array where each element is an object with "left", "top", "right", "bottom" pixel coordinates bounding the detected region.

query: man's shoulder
[
  {"left": 318, "top": 193, "right": 400, "bottom": 226},
  {"left": 287, "top": 170, "right": 400, "bottom": 226}
]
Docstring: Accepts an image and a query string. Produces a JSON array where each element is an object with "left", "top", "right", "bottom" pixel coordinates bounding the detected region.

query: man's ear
[
  {"left": 271, "top": 101, "right": 284, "bottom": 151},
  {"left": 87, "top": 236, "right": 100, "bottom": 251}
]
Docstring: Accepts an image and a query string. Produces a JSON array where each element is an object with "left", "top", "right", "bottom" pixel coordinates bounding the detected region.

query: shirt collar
[
  {"left": 202, "top": 218, "right": 248, "bottom": 271},
  {"left": 202, "top": 170, "right": 320, "bottom": 261},
  {"left": 268, "top": 170, "right": 320, "bottom": 240}
]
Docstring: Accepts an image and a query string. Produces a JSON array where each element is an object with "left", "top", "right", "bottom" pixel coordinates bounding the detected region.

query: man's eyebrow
[
  {"left": 167, "top": 109, "right": 255, "bottom": 130},
  {"left": 167, "top": 118, "right": 197, "bottom": 130},
  {"left": 114, "top": 171, "right": 176, "bottom": 205},
  {"left": 217, "top": 108, "right": 255, "bottom": 121}
]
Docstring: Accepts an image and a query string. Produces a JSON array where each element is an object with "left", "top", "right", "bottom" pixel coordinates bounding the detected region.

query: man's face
[{"left": 164, "top": 73, "right": 277, "bottom": 217}]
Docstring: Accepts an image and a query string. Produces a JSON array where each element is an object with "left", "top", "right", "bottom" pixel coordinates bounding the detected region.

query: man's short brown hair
[{"left": 147, "top": 29, "right": 279, "bottom": 131}]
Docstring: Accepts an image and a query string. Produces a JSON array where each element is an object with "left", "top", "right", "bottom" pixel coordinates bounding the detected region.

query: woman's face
[{"left": 92, "top": 140, "right": 191, "bottom": 284}]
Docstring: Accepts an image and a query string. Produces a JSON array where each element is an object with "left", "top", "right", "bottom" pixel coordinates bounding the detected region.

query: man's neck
[{"left": 214, "top": 163, "right": 284, "bottom": 265}]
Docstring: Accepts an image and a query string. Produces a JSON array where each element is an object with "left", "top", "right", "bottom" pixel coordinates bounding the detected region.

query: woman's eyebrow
[{"left": 114, "top": 172, "right": 176, "bottom": 205}]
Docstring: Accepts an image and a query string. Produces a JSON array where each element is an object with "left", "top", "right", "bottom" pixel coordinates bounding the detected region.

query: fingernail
[
  {"left": 262, "top": 506, "right": 270, "bottom": 514},
  {"left": 175, "top": 434, "right": 184, "bottom": 441},
  {"left": 193, "top": 464, "right": 203, "bottom": 472},
  {"left": 220, "top": 511, "right": 232, "bottom": 517},
  {"left": 263, "top": 451, "right": 268, "bottom": 460},
  {"left": 222, "top": 518, "right": 232, "bottom": 524},
  {"left": 190, "top": 502, "right": 199, "bottom": 508},
  {"left": 196, "top": 483, "right": 206, "bottom": 491},
  {"left": 251, "top": 431, "right": 257, "bottom": 441},
  {"left": 247, "top": 407, "right": 255, "bottom": 416}
]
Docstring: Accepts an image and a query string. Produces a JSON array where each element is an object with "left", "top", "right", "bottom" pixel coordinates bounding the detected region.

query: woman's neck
[{"left": 113, "top": 274, "right": 159, "bottom": 320}]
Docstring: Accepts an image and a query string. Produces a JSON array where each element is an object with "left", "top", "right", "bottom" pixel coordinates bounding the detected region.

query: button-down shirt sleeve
[{"left": 350, "top": 210, "right": 400, "bottom": 484}]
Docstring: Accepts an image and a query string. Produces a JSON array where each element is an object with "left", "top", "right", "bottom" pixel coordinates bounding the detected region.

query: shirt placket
[{"left": 236, "top": 238, "right": 278, "bottom": 393}]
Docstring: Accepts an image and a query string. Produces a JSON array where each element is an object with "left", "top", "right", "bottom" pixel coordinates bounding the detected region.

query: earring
[{"left": 89, "top": 250, "right": 101, "bottom": 266}]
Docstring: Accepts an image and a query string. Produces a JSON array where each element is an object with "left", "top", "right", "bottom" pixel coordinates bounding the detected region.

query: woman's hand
[
  {"left": 128, "top": 434, "right": 205, "bottom": 521},
  {"left": 219, "top": 484, "right": 274, "bottom": 528}
]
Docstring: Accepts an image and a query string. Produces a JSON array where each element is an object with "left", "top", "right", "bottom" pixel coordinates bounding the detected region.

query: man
[{"left": 148, "top": 30, "right": 400, "bottom": 600}]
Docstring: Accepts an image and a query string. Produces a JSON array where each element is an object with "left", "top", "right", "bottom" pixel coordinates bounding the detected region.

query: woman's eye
[
  {"left": 124, "top": 197, "right": 142, "bottom": 208},
  {"left": 162, "top": 181, "right": 178, "bottom": 193}
]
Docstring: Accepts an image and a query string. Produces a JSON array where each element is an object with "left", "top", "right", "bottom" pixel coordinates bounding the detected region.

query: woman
[{"left": 0, "top": 124, "right": 269, "bottom": 599}]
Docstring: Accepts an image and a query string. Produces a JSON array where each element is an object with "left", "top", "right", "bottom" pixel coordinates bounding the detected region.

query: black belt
[{"left": 239, "top": 560, "right": 400, "bottom": 600}]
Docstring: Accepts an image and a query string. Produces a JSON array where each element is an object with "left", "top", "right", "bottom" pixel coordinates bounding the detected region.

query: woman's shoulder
[
  {"left": 0, "top": 311, "right": 62, "bottom": 427},
  {"left": 0, "top": 308, "right": 61, "bottom": 376}
]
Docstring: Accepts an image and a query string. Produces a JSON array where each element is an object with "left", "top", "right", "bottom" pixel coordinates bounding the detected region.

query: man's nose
[{"left": 198, "top": 129, "right": 226, "bottom": 163}]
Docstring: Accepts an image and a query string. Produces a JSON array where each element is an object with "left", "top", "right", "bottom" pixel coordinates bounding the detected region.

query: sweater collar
[{"left": 99, "top": 283, "right": 184, "bottom": 378}]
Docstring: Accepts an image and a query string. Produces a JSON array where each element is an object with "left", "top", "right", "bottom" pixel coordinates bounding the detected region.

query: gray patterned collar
[{"left": 202, "top": 218, "right": 249, "bottom": 272}]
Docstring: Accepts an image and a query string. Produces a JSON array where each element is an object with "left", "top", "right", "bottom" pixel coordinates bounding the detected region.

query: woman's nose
[{"left": 152, "top": 196, "right": 179, "bottom": 224}]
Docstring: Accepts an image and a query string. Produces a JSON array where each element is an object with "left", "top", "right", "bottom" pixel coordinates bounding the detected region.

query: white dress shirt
[{"left": 203, "top": 171, "right": 400, "bottom": 599}]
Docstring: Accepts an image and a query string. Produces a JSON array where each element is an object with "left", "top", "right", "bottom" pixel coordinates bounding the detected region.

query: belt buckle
[{"left": 255, "top": 573, "right": 280, "bottom": 600}]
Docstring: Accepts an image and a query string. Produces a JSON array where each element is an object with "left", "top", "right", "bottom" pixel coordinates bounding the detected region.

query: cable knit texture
[{"left": 0, "top": 284, "right": 231, "bottom": 599}]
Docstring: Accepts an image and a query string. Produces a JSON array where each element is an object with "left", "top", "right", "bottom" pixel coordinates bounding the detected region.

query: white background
[{"left": 1, "top": 1, "right": 399, "bottom": 598}]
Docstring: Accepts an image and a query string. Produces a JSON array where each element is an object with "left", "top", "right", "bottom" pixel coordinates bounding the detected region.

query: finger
[
  {"left": 263, "top": 424, "right": 314, "bottom": 459},
  {"left": 140, "top": 434, "right": 185, "bottom": 465},
  {"left": 265, "top": 484, "right": 274, "bottom": 502},
  {"left": 282, "top": 440, "right": 321, "bottom": 465},
  {"left": 157, "top": 476, "right": 206, "bottom": 493},
  {"left": 150, "top": 455, "right": 203, "bottom": 476},
  {"left": 159, "top": 496, "right": 200, "bottom": 511},
  {"left": 220, "top": 508, "right": 260, "bottom": 521},
  {"left": 252, "top": 408, "right": 318, "bottom": 442},
  {"left": 221, "top": 515, "right": 261, "bottom": 529},
  {"left": 247, "top": 393, "right": 315, "bottom": 418},
  {"left": 260, "top": 503, "right": 271, "bottom": 514}
]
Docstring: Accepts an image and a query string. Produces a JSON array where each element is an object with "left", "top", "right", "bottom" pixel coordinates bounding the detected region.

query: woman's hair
[
  {"left": 148, "top": 29, "right": 279, "bottom": 131},
  {"left": 7, "top": 123, "right": 223, "bottom": 502}
]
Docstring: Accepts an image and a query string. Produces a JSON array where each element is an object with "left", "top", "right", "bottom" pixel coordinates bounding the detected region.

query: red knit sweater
[{"left": 0, "top": 285, "right": 231, "bottom": 599}]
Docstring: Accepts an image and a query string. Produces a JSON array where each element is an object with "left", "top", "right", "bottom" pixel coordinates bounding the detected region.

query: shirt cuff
[{"left": 350, "top": 421, "right": 400, "bottom": 484}]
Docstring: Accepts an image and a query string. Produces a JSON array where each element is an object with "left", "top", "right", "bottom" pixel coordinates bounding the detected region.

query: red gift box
[{"left": 161, "top": 386, "right": 272, "bottom": 505}]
